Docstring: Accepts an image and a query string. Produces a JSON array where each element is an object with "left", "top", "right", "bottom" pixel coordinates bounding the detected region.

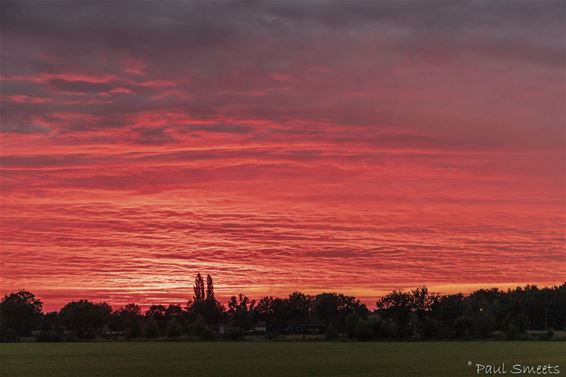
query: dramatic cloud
[{"left": 1, "top": 1, "right": 564, "bottom": 310}]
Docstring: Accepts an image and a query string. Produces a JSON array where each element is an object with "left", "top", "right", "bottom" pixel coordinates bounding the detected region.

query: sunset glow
[{"left": 1, "top": 1, "right": 564, "bottom": 311}]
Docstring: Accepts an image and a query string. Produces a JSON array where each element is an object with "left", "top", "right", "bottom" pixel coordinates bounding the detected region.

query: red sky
[{"left": 1, "top": 1, "right": 565, "bottom": 311}]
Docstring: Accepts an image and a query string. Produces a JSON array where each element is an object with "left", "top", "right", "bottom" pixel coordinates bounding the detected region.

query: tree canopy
[{"left": 1, "top": 278, "right": 564, "bottom": 342}]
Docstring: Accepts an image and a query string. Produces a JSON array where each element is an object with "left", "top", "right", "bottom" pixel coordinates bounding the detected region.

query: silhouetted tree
[
  {"left": 431, "top": 293, "right": 465, "bottom": 335},
  {"left": 114, "top": 303, "right": 142, "bottom": 338},
  {"left": 206, "top": 274, "right": 214, "bottom": 300},
  {"left": 194, "top": 273, "right": 205, "bottom": 303},
  {"left": 2, "top": 281, "right": 565, "bottom": 342},
  {"left": 270, "top": 298, "right": 290, "bottom": 332},
  {"left": 256, "top": 297, "right": 274, "bottom": 322},
  {"left": 145, "top": 304, "right": 166, "bottom": 319},
  {"left": 463, "top": 288, "right": 498, "bottom": 339},
  {"left": 0, "top": 290, "right": 43, "bottom": 336},
  {"left": 145, "top": 304, "right": 167, "bottom": 334},
  {"left": 188, "top": 274, "right": 224, "bottom": 324},
  {"left": 315, "top": 293, "right": 339, "bottom": 326},
  {"left": 59, "top": 300, "right": 111, "bottom": 339},
  {"left": 227, "top": 294, "right": 255, "bottom": 331},
  {"left": 336, "top": 294, "right": 369, "bottom": 332},
  {"left": 165, "top": 304, "right": 183, "bottom": 318},
  {"left": 40, "top": 311, "right": 62, "bottom": 333},
  {"left": 35, "top": 309, "right": 64, "bottom": 341},
  {"left": 409, "top": 287, "right": 440, "bottom": 317},
  {"left": 376, "top": 287, "right": 438, "bottom": 338},
  {"left": 256, "top": 296, "right": 287, "bottom": 332},
  {"left": 287, "top": 292, "right": 312, "bottom": 331}
]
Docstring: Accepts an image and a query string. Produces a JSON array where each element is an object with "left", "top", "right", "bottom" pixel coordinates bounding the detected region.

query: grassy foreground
[{"left": 0, "top": 341, "right": 563, "bottom": 377}]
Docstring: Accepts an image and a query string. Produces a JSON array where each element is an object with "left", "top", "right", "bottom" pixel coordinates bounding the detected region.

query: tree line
[{"left": 1, "top": 275, "right": 564, "bottom": 342}]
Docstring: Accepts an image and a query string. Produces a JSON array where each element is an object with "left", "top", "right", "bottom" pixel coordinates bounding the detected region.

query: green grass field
[{"left": 0, "top": 341, "right": 563, "bottom": 377}]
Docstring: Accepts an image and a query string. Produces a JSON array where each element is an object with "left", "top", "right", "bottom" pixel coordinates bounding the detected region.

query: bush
[{"left": 0, "top": 328, "right": 19, "bottom": 343}]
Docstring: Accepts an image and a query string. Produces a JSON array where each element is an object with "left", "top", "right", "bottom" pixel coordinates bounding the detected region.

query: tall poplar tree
[
  {"left": 194, "top": 273, "right": 205, "bottom": 302},
  {"left": 206, "top": 274, "right": 214, "bottom": 301}
]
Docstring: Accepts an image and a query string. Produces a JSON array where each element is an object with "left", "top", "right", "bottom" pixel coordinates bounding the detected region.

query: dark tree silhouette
[
  {"left": 256, "top": 296, "right": 288, "bottom": 332},
  {"left": 287, "top": 292, "right": 312, "bottom": 329},
  {"left": 206, "top": 274, "right": 214, "bottom": 300},
  {"left": 145, "top": 305, "right": 166, "bottom": 319},
  {"left": 194, "top": 273, "right": 205, "bottom": 303},
  {"left": 314, "top": 293, "right": 339, "bottom": 326},
  {"left": 0, "top": 290, "right": 43, "bottom": 336},
  {"left": 376, "top": 287, "right": 439, "bottom": 338},
  {"left": 1, "top": 279, "right": 565, "bottom": 342},
  {"left": 188, "top": 274, "right": 224, "bottom": 324},
  {"left": 145, "top": 304, "right": 167, "bottom": 334},
  {"left": 114, "top": 303, "right": 142, "bottom": 338},
  {"left": 227, "top": 294, "right": 255, "bottom": 331},
  {"left": 59, "top": 300, "right": 111, "bottom": 339},
  {"left": 336, "top": 294, "right": 369, "bottom": 330},
  {"left": 165, "top": 304, "right": 183, "bottom": 318},
  {"left": 255, "top": 296, "right": 274, "bottom": 322}
]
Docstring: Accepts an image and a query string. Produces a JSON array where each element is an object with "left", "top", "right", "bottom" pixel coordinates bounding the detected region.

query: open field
[{"left": 0, "top": 341, "right": 564, "bottom": 377}]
